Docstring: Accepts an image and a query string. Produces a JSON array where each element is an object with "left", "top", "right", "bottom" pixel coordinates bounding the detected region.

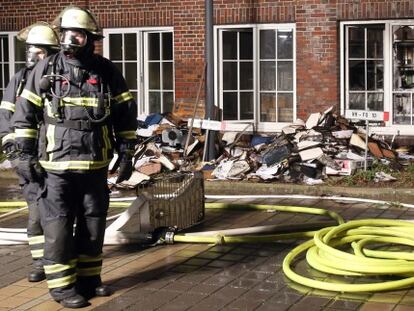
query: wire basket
[{"left": 137, "top": 171, "right": 205, "bottom": 231}]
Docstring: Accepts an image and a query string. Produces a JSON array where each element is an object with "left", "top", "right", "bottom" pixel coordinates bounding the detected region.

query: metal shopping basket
[{"left": 104, "top": 171, "right": 205, "bottom": 244}]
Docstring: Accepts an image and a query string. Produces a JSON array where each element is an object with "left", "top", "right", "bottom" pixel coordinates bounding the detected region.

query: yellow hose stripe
[
  {"left": 21, "top": 89, "right": 42, "bottom": 107},
  {"left": 113, "top": 91, "right": 133, "bottom": 103},
  {"left": 47, "top": 274, "right": 77, "bottom": 289},
  {"left": 14, "top": 128, "right": 38, "bottom": 139},
  {"left": 0, "top": 101, "right": 15, "bottom": 112}
]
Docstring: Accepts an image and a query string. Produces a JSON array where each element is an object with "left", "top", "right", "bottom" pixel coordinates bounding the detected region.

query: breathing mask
[
  {"left": 26, "top": 45, "right": 47, "bottom": 69},
  {"left": 60, "top": 29, "right": 88, "bottom": 56}
]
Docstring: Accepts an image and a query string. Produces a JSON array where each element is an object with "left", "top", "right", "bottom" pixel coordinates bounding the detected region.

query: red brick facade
[{"left": 1, "top": 0, "right": 413, "bottom": 120}]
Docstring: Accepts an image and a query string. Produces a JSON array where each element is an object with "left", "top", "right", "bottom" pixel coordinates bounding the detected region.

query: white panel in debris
[{"left": 299, "top": 147, "right": 324, "bottom": 161}]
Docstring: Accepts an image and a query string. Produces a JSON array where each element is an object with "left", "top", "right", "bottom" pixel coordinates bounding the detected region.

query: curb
[
  {"left": 1, "top": 169, "right": 412, "bottom": 205},
  {"left": 204, "top": 180, "right": 414, "bottom": 205}
]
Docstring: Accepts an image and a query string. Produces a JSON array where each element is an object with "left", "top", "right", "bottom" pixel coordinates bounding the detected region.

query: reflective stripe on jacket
[
  {"left": 0, "top": 68, "right": 29, "bottom": 147},
  {"left": 13, "top": 51, "right": 137, "bottom": 171}
]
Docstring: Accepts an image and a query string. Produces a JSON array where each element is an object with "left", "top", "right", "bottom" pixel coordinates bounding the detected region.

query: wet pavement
[{"left": 0, "top": 173, "right": 414, "bottom": 310}]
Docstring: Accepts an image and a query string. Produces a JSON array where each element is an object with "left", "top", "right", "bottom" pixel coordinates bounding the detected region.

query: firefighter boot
[
  {"left": 77, "top": 276, "right": 111, "bottom": 299},
  {"left": 28, "top": 267, "right": 46, "bottom": 282},
  {"left": 95, "top": 284, "right": 111, "bottom": 297},
  {"left": 58, "top": 294, "right": 89, "bottom": 309},
  {"left": 28, "top": 259, "right": 45, "bottom": 282}
]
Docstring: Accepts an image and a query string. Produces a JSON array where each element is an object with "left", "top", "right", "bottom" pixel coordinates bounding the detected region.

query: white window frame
[
  {"left": 216, "top": 25, "right": 256, "bottom": 125},
  {"left": 214, "top": 23, "right": 296, "bottom": 133},
  {"left": 0, "top": 32, "right": 18, "bottom": 95},
  {"left": 143, "top": 30, "right": 175, "bottom": 114},
  {"left": 340, "top": 20, "right": 414, "bottom": 136},
  {"left": 103, "top": 27, "right": 173, "bottom": 115}
]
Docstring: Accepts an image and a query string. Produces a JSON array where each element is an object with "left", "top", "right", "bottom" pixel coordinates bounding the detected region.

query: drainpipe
[{"left": 205, "top": 0, "right": 216, "bottom": 160}]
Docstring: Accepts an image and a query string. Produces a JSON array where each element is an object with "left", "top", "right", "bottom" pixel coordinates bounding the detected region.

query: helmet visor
[
  {"left": 60, "top": 29, "right": 87, "bottom": 48},
  {"left": 26, "top": 45, "right": 47, "bottom": 68}
]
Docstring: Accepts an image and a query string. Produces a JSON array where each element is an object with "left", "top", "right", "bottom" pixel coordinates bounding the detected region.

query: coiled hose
[
  {"left": 283, "top": 218, "right": 414, "bottom": 292},
  {"left": 173, "top": 203, "right": 414, "bottom": 293}
]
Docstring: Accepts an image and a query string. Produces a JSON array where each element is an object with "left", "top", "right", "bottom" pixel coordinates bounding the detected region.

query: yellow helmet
[
  {"left": 17, "top": 22, "right": 59, "bottom": 47},
  {"left": 53, "top": 5, "right": 103, "bottom": 38}
]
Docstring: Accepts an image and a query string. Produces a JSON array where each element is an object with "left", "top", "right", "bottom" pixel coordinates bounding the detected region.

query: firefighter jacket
[
  {"left": 0, "top": 68, "right": 30, "bottom": 149},
  {"left": 12, "top": 51, "right": 137, "bottom": 172}
]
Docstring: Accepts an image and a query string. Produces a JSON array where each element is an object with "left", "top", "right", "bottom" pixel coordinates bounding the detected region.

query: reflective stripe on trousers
[{"left": 39, "top": 168, "right": 109, "bottom": 300}]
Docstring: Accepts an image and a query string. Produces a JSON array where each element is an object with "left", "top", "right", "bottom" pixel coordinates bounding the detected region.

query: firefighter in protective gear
[
  {"left": 0, "top": 22, "right": 59, "bottom": 283},
  {"left": 12, "top": 6, "right": 137, "bottom": 309}
]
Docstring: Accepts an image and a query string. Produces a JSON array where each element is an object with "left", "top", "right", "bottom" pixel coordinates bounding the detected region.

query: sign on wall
[{"left": 345, "top": 110, "right": 389, "bottom": 122}]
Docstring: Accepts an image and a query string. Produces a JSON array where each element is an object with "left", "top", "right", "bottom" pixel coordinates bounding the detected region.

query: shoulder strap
[{"left": 16, "top": 68, "right": 29, "bottom": 97}]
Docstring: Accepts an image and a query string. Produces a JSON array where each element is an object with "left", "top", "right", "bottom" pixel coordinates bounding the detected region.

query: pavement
[{"left": 0, "top": 174, "right": 414, "bottom": 310}]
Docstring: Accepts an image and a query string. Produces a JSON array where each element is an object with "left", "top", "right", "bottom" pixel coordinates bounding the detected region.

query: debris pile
[{"left": 107, "top": 108, "right": 413, "bottom": 188}]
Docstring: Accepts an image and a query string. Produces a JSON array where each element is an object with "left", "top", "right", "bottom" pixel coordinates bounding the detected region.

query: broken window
[
  {"left": 345, "top": 24, "right": 384, "bottom": 112},
  {"left": 393, "top": 25, "right": 414, "bottom": 125},
  {"left": 342, "top": 20, "right": 414, "bottom": 130}
]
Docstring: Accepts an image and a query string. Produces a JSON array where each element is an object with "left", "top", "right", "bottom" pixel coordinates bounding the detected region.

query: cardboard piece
[
  {"left": 305, "top": 113, "right": 321, "bottom": 129},
  {"left": 368, "top": 142, "right": 383, "bottom": 158},
  {"left": 299, "top": 147, "right": 324, "bottom": 161},
  {"left": 350, "top": 134, "right": 367, "bottom": 150}
]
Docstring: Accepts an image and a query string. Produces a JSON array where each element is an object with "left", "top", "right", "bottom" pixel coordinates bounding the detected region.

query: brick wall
[{"left": 1, "top": 1, "right": 413, "bottom": 121}]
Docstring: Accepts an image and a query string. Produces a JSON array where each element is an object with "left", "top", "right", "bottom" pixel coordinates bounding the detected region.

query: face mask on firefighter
[
  {"left": 60, "top": 29, "right": 87, "bottom": 55},
  {"left": 26, "top": 45, "right": 47, "bottom": 69}
]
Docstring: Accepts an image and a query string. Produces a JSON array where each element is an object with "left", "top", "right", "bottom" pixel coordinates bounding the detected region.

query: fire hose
[
  {"left": 1, "top": 198, "right": 414, "bottom": 293},
  {"left": 168, "top": 203, "right": 414, "bottom": 293}
]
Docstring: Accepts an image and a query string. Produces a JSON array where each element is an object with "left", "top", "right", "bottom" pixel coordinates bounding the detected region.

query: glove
[
  {"left": 116, "top": 154, "right": 133, "bottom": 184},
  {"left": 2, "top": 141, "right": 18, "bottom": 160},
  {"left": 16, "top": 154, "right": 45, "bottom": 183}
]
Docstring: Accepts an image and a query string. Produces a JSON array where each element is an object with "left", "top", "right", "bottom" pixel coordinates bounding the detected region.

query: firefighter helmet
[
  {"left": 54, "top": 5, "right": 103, "bottom": 38},
  {"left": 17, "top": 22, "right": 59, "bottom": 47},
  {"left": 17, "top": 22, "right": 59, "bottom": 68}
]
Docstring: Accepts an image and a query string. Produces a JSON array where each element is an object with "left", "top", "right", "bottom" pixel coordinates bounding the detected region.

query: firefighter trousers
[
  {"left": 18, "top": 174, "right": 44, "bottom": 270},
  {"left": 39, "top": 168, "right": 109, "bottom": 301}
]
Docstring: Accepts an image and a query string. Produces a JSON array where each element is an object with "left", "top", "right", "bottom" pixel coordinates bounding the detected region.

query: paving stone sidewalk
[{"left": 0, "top": 186, "right": 414, "bottom": 310}]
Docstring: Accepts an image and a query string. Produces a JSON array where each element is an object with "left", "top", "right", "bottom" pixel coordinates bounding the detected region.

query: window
[
  {"left": 108, "top": 32, "right": 139, "bottom": 104},
  {"left": 216, "top": 24, "right": 296, "bottom": 131},
  {"left": 259, "top": 28, "right": 294, "bottom": 123},
  {"left": 221, "top": 29, "right": 254, "bottom": 121},
  {"left": 392, "top": 25, "right": 414, "bottom": 125},
  {"left": 346, "top": 25, "right": 384, "bottom": 112},
  {"left": 0, "top": 35, "right": 10, "bottom": 100},
  {"left": 0, "top": 32, "right": 24, "bottom": 100},
  {"left": 14, "top": 37, "right": 25, "bottom": 72},
  {"left": 341, "top": 20, "right": 414, "bottom": 133},
  {"left": 145, "top": 32, "right": 174, "bottom": 114},
  {"left": 103, "top": 28, "right": 174, "bottom": 115}
]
